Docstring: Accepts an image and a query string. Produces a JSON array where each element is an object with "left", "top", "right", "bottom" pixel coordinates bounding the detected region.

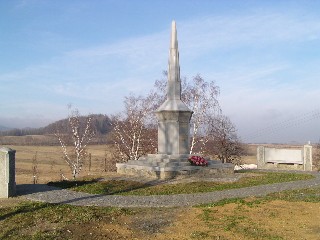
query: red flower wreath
[{"left": 188, "top": 156, "right": 208, "bottom": 166}]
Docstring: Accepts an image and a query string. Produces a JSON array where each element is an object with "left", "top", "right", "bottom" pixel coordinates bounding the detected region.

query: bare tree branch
[
  {"left": 55, "top": 108, "right": 95, "bottom": 179},
  {"left": 111, "top": 94, "right": 157, "bottom": 161},
  {"left": 206, "top": 115, "right": 244, "bottom": 164}
]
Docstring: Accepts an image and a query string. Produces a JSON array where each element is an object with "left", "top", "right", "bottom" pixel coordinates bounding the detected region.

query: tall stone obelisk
[
  {"left": 116, "top": 21, "right": 234, "bottom": 179},
  {"left": 156, "top": 21, "right": 193, "bottom": 155}
]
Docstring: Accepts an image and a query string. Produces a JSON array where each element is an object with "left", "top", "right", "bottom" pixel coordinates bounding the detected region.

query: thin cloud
[
  {"left": 179, "top": 11, "right": 320, "bottom": 55},
  {"left": 1, "top": 6, "right": 320, "bottom": 142}
]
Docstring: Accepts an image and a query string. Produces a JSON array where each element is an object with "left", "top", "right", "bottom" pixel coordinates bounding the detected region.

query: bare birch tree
[
  {"left": 111, "top": 94, "right": 157, "bottom": 162},
  {"left": 183, "top": 74, "right": 221, "bottom": 154},
  {"left": 206, "top": 115, "right": 244, "bottom": 164},
  {"left": 55, "top": 108, "right": 95, "bottom": 179}
]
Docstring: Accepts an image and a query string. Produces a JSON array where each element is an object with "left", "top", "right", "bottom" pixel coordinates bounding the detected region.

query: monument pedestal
[{"left": 116, "top": 154, "right": 234, "bottom": 180}]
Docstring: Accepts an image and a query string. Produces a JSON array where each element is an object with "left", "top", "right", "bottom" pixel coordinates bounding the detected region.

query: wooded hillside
[{"left": 0, "top": 114, "right": 112, "bottom": 137}]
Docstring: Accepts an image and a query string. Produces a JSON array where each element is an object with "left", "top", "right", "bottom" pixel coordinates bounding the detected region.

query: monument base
[{"left": 116, "top": 154, "right": 234, "bottom": 180}]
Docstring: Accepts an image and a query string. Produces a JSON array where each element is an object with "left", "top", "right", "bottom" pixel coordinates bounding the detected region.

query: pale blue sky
[{"left": 1, "top": 0, "right": 320, "bottom": 143}]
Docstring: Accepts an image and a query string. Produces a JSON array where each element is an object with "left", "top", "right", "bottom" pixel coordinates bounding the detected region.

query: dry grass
[{"left": 3, "top": 144, "right": 116, "bottom": 184}]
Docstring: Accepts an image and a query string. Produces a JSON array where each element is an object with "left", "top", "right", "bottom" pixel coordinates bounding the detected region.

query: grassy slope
[
  {"left": 1, "top": 186, "right": 320, "bottom": 239},
  {"left": 48, "top": 171, "right": 314, "bottom": 196}
]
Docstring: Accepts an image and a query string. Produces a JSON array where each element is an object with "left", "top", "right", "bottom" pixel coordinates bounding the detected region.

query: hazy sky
[{"left": 1, "top": 0, "right": 320, "bottom": 143}]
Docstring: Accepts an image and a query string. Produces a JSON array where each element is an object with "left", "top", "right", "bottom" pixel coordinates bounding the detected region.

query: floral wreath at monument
[{"left": 188, "top": 156, "right": 208, "bottom": 166}]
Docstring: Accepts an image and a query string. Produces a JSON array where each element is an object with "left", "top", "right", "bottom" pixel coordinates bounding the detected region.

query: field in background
[
  {"left": 3, "top": 143, "right": 260, "bottom": 184},
  {"left": 3, "top": 144, "right": 114, "bottom": 184},
  {"left": 3, "top": 142, "right": 313, "bottom": 184}
]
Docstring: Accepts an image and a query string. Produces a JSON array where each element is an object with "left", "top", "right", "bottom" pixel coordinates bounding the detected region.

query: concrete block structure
[
  {"left": 0, "top": 147, "right": 16, "bottom": 198},
  {"left": 257, "top": 145, "right": 312, "bottom": 171}
]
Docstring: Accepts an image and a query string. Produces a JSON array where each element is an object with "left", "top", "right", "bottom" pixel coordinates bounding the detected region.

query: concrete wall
[
  {"left": 264, "top": 148, "right": 303, "bottom": 164},
  {"left": 257, "top": 145, "right": 312, "bottom": 171},
  {"left": 0, "top": 147, "right": 16, "bottom": 198}
]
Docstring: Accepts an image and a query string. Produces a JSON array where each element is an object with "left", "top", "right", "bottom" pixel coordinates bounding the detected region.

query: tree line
[{"left": 0, "top": 114, "right": 112, "bottom": 137}]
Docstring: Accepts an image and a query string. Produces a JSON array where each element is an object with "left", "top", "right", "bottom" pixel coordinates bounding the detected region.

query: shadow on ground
[{"left": 16, "top": 184, "right": 61, "bottom": 196}]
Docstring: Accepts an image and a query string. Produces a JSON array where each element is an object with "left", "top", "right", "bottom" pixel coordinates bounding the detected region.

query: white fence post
[
  {"left": 257, "top": 146, "right": 265, "bottom": 169},
  {"left": 303, "top": 144, "right": 312, "bottom": 171},
  {"left": 0, "top": 147, "right": 16, "bottom": 198}
]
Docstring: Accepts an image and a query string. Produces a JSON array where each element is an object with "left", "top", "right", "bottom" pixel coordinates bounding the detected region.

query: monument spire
[
  {"left": 171, "top": 20, "right": 178, "bottom": 49},
  {"left": 168, "top": 20, "right": 181, "bottom": 100},
  {"left": 155, "top": 21, "right": 193, "bottom": 155}
]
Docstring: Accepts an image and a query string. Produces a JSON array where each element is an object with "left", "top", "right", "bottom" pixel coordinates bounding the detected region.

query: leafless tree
[
  {"left": 32, "top": 152, "right": 39, "bottom": 184},
  {"left": 183, "top": 74, "right": 221, "bottom": 154},
  {"left": 206, "top": 115, "right": 244, "bottom": 164},
  {"left": 55, "top": 108, "right": 95, "bottom": 179},
  {"left": 111, "top": 94, "right": 157, "bottom": 162}
]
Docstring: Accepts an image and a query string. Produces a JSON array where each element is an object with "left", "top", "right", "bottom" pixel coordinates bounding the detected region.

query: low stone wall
[
  {"left": 116, "top": 154, "right": 234, "bottom": 180},
  {"left": 257, "top": 145, "right": 312, "bottom": 171},
  {"left": 117, "top": 162, "right": 234, "bottom": 179}
]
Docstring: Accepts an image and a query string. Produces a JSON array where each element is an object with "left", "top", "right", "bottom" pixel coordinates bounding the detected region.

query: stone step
[
  {"left": 117, "top": 163, "right": 234, "bottom": 172},
  {"left": 125, "top": 160, "right": 191, "bottom": 168},
  {"left": 158, "top": 161, "right": 191, "bottom": 167}
]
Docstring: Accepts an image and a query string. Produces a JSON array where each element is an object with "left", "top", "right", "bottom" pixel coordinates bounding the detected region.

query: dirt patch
[
  {"left": 127, "top": 208, "right": 179, "bottom": 235},
  {"left": 61, "top": 222, "right": 137, "bottom": 240},
  {"left": 0, "top": 197, "right": 25, "bottom": 208},
  {"left": 49, "top": 208, "right": 183, "bottom": 240},
  {"left": 156, "top": 200, "right": 320, "bottom": 240}
]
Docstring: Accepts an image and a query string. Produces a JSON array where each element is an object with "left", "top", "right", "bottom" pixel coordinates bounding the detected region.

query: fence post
[
  {"left": 303, "top": 144, "right": 312, "bottom": 171},
  {"left": 257, "top": 146, "right": 265, "bottom": 169},
  {"left": 0, "top": 147, "right": 16, "bottom": 198}
]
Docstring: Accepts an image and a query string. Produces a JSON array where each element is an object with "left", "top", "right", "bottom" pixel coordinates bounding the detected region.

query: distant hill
[
  {"left": 0, "top": 114, "right": 112, "bottom": 137},
  {"left": 0, "top": 125, "right": 11, "bottom": 131}
]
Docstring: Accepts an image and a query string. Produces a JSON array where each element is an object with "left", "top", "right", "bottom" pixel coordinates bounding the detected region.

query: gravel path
[{"left": 17, "top": 173, "right": 320, "bottom": 208}]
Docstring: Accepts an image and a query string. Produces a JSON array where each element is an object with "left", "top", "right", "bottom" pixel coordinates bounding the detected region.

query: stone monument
[
  {"left": 0, "top": 147, "right": 16, "bottom": 198},
  {"left": 116, "top": 21, "right": 234, "bottom": 179},
  {"left": 156, "top": 20, "right": 193, "bottom": 156}
]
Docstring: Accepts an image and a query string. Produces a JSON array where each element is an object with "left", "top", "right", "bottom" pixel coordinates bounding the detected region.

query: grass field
[
  {"left": 1, "top": 187, "right": 320, "bottom": 239},
  {"left": 48, "top": 172, "right": 314, "bottom": 196},
  {"left": 1, "top": 143, "right": 320, "bottom": 239},
  {"left": 3, "top": 144, "right": 114, "bottom": 184}
]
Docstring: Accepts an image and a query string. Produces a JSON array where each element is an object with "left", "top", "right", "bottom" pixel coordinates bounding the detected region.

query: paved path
[{"left": 16, "top": 174, "right": 320, "bottom": 208}]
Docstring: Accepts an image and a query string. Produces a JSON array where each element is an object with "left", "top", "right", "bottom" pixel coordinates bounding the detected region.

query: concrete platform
[{"left": 116, "top": 154, "right": 234, "bottom": 180}]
